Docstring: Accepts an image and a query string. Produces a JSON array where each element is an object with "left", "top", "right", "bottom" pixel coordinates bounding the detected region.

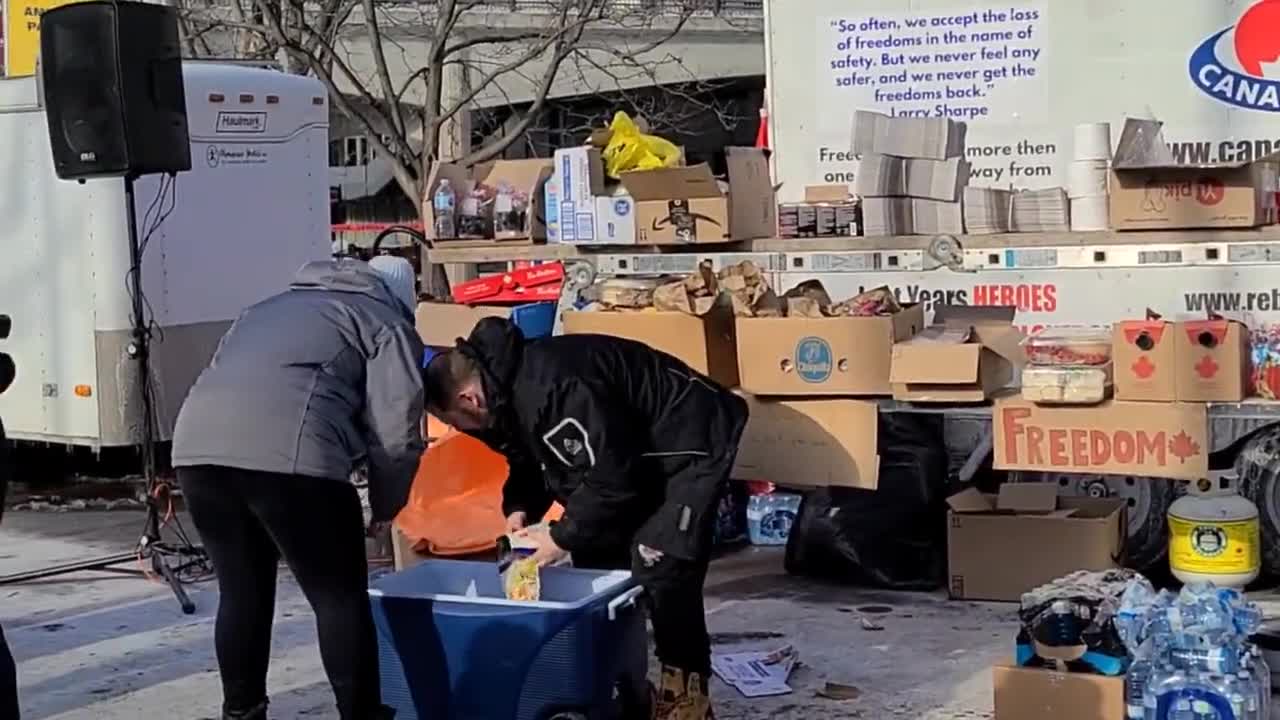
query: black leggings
[
  {"left": 0, "top": 623, "right": 17, "bottom": 720},
  {"left": 177, "top": 466, "right": 382, "bottom": 719}
]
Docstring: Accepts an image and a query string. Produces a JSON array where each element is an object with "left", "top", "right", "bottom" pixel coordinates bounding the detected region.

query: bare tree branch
[{"left": 176, "top": 0, "right": 753, "bottom": 215}]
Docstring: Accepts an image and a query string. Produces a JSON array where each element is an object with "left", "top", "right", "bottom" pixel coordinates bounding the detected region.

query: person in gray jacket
[{"left": 172, "top": 256, "right": 425, "bottom": 720}]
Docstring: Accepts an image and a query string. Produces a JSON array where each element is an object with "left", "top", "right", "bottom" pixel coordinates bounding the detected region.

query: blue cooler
[{"left": 369, "top": 560, "right": 649, "bottom": 720}]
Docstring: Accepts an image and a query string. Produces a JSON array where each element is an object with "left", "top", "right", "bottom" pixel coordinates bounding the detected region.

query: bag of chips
[{"left": 504, "top": 557, "right": 541, "bottom": 602}]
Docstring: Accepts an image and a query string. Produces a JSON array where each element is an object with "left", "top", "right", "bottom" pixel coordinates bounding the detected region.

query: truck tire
[
  {"left": 1009, "top": 471, "right": 1176, "bottom": 573},
  {"left": 1233, "top": 427, "right": 1280, "bottom": 577}
]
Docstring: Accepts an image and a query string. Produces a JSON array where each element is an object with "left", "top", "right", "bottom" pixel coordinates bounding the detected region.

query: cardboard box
[
  {"left": 804, "top": 184, "right": 851, "bottom": 202},
  {"left": 889, "top": 306, "right": 1023, "bottom": 402},
  {"left": 392, "top": 525, "right": 428, "bottom": 571},
  {"left": 1174, "top": 318, "right": 1251, "bottom": 402},
  {"left": 992, "top": 397, "right": 1208, "bottom": 481},
  {"left": 422, "top": 159, "right": 553, "bottom": 241},
  {"left": 415, "top": 301, "right": 518, "bottom": 348},
  {"left": 561, "top": 302, "right": 739, "bottom": 388},
  {"left": 732, "top": 393, "right": 879, "bottom": 489},
  {"left": 593, "top": 192, "right": 637, "bottom": 245},
  {"left": 544, "top": 175, "right": 561, "bottom": 243},
  {"left": 992, "top": 664, "right": 1124, "bottom": 720},
  {"left": 1113, "top": 319, "right": 1176, "bottom": 401},
  {"left": 613, "top": 147, "right": 775, "bottom": 246},
  {"left": 1110, "top": 118, "right": 1280, "bottom": 230},
  {"left": 553, "top": 146, "right": 607, "bottom": 243},
  {"left": 947, "top": 484, "right": 1125, "bottom": 602},
  {"left": 736, "top": 304, "right": 924, "bottom": 396}
]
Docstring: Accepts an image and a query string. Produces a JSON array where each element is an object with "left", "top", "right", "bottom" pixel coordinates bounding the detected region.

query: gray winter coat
[{"left": 172, "top": 259, "right": 426, "bottom": 520}]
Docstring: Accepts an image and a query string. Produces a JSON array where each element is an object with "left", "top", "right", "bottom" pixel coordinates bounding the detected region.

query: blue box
[
  {"left": 508, "top": 301, "right": 557, "bottom": 339},
  {"left": 369, "top": 560, "right": 649, "bottom": 720}
]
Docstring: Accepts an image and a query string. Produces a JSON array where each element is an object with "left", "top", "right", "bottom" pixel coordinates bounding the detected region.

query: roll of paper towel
[
  {"left": 1068, "top": 159, "right": 1110, "bottom": 198},
  {"left": 1071, "top": 195, "right": 1109, "bottom": 232},
  {"left": 1073, "top": 122, "right": 1112, "bottom": 161}
]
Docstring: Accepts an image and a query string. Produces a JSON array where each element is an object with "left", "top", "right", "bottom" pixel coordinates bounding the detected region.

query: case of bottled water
[{"left": 1117, "top": 579, "right": 1269, "bottom": 719}]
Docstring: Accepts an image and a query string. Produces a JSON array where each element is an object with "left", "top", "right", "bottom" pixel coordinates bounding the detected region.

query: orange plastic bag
[{"left": 395, "top": 423, "right": 562, "bottom": 557}]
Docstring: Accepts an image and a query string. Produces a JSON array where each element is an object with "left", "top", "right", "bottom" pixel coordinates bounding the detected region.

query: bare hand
[
  {"left": 517, "top": 525, "right": 569, "bottom": 568},
  {"left": 505, "top": 511, "right": 528, "bottom": 534}
]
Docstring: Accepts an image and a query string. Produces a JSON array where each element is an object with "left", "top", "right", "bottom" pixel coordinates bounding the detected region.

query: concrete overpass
[{"left": 329, "top": 0, "right": 765, "bottom": 201}]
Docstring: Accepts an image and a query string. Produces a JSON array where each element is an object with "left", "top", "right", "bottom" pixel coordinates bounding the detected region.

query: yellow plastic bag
[{"left": 601, "top": 111, "right": 681, "bottom": 178}]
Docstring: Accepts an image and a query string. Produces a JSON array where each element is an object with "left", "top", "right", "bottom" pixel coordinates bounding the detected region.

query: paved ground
[{"left": 0, "top": 510, "right": 1016, "bottom": 719}]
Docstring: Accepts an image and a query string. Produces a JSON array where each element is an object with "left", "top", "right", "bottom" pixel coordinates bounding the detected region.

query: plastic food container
[
  {"left": 369, "top": 560, "right": 649, "bottom": 719},
  {"left": 1021, "top": 363, "right": 1113, "bottom": 405},
  {"left": 1022, "top": 327, "right": 1113, "bottom": 366}
]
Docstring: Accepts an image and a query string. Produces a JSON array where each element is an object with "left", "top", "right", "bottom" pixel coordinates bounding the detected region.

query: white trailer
[
  {"left": 763, "top": 0, "right": 1277, "bottom": 201},
  {"left": 0, "top": 62, "right": 331, "bottom": 448}
]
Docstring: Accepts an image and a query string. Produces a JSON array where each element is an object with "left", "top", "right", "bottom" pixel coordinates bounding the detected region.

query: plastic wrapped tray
[
  {"left": 1022, "top": 327, "right": 1113, "bottom": 366},
  {"left": 1021, "top": 363, "right": 1113, "bottom": 405}
]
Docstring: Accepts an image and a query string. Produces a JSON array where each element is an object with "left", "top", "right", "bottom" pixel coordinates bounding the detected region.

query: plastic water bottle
[
  {"left": 1247, "top": 646, "right": 1270, "bottom": 716},
  {"left": 1237, "top": 670, "right": 1260, "bottom": 719},
  {"left": 432, "top": 179, "right": 457, "bottom": 239},
  {"left": 1169, "top": 646, "right": 1241, "bottom": 674},
  {"left": 1126, "top": 659, "right": 1151, "bottom": 719},
  {"left": 746, "top": 493, "right": 801, "bottom": 546}
]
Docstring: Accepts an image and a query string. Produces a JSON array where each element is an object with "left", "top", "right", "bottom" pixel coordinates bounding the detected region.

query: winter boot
[
  {"left": 653, "top": 665, "right": 687, "bottom": 719},
  {"left": 222, "top": 700, "right": 268, "bottom": 720},
  {"left": 682, "top": 671, "right": 713, "bottom": 720},
  {"left": 652, "top": 666, "right": 714, "bottom": 720}
]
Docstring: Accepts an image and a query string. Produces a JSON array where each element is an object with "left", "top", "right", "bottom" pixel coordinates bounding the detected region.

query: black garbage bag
[{"left": 783, "top": 412, "right": 948, "bottom": 590}]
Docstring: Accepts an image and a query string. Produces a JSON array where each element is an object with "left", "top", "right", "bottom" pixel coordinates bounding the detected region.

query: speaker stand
[{"left": 0, "top": 175, "right": 210, "bottom": 615}]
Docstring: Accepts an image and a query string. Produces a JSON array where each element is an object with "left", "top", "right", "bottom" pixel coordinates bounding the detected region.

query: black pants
[
  {"left": 0, "top": 623, "right": 17, "bottom": 720},
  {"left": 178, "top": 466, "right": 381, "bottom": 719},
  {"left": 574, "top": 443, "right": 741, "bottom": 678}
]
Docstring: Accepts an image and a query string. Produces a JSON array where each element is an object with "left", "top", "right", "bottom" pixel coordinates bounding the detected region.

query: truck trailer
[
  {"left": 0, "top": 62, "right": 331, "bottom": 449},
  {"left": 759, "top": 0, "right": 1280, "bottom": 572}
]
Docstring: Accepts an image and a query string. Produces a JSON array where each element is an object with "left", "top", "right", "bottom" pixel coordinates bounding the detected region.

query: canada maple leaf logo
[
  {"left": 1132, "top": 356, "right": 1156, "bottom": 379},
  {"left": 1169, "top": 431, "right": 1202, "bottom": 463},
  {"left": 1195, "top": 354, "right": 1219, "bottom": 379}
]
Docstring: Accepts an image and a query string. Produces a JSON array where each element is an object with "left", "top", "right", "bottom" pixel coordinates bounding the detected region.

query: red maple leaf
[
  {"left": 1132, "top": 356, "right": 1156, "bottom": 379},
  {"left": 1195, "top": 354, "right": 1219, "bottom": 379},
  {"left": 1169, "top": 431, "right": 1202, "bottom": 463}
]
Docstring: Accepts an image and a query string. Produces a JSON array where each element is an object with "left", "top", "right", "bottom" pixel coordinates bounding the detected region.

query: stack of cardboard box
[
  {"left": 1113, "top": 314, "right": 1250, "bottom": 403},
  {"left": 547, "top": 146, "right": 775, "bottom": 246},
  {"left": 852, "top": 110, "right": 968, "bottom": 237},
  {"left": 562, "top": 282, "right": 931, "bottom": 491},
  {"left": 777, "top": 185, "right": 859, "bottom": 239}
]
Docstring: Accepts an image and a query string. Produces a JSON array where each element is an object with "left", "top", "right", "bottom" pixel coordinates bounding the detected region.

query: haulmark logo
[
  {"left": 1188, "top": 0, "right": 1280, "bottom": 112},
  {"left": 216, "top": 111, "right": 267, "bottom": 134}
]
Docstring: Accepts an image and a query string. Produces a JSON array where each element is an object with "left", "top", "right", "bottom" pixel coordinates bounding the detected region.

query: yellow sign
[{"left": 4, "top": 0, "right": 89, "bottom": 77}]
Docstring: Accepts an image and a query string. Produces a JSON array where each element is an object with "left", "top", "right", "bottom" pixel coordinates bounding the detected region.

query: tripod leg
[{"left": 153, "top": 552, "right": 196, "bottom": 615}]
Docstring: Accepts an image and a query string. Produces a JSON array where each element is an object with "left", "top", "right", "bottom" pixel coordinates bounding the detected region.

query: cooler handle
[{"left": 608, "top": 586, "right": 645, "bottom": 621}]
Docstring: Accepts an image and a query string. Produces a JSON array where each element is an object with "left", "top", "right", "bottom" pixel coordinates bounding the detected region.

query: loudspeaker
[{"left": 40, "top": 1, "right": 191, "bottom": 180}]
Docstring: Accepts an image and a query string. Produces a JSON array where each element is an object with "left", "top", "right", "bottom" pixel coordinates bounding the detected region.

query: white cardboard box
[
  {"left": 553, "top": 146, "right": 605, "bottom": 243},
  {"left": 593, "top": 194, "right": 637, "bottom": 244}
]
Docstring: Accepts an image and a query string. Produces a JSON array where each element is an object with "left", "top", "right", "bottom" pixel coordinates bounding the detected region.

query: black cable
[{"left": 125, "top": 174, "right": 213, "bottom": 586}]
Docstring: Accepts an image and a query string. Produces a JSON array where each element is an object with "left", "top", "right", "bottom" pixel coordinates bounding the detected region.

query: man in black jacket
[
  {"left": 0, "top": 322, "right": 19, "bottom": 719},
  {"left": 425, "top": 317, "right": 747, "bottom": 720}
]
